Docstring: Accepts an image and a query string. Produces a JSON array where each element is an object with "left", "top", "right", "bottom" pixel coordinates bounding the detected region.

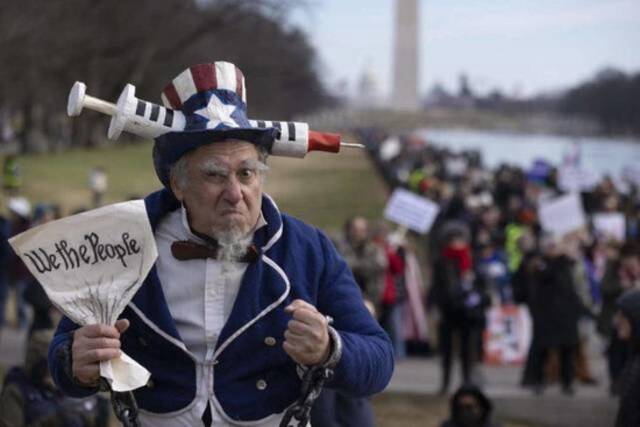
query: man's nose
[{"left": 222, "top": 175, "right": 243, "bottom": 203}]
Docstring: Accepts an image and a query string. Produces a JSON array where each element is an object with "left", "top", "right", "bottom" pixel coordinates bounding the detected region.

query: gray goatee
[{"left": 213, "top": 227, "right": 251, "bottom": 262}]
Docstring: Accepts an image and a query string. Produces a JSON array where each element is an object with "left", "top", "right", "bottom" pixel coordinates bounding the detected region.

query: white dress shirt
[{"left": 138, "top": 207, "right": 286, "bottom": 427}]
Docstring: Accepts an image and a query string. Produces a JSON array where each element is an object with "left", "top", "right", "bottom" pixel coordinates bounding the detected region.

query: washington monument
[{"left": 391, "top": 0, "right": 419, "bottom": 110}]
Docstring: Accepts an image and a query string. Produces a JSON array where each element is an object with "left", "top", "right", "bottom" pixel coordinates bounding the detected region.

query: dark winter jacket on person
[
  {"left": 599, "top": 259, "right": 640, "bottom": 338},
  {"left": 0, "top": 330, "right": 98, "bottom": 427},
  {"left": 429, "top": 246, "right": 489, "bottom": 327},
  {"left": 615, "top": 290, "right": 640, "bottom": 427},
  {"left": 514, "top": 254, "right": 583, "bottom": 348}
]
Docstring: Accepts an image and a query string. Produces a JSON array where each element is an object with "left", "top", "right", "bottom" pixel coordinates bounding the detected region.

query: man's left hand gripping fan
[{"left": 9, "top": 200, "right": 156, "bottom": 392}]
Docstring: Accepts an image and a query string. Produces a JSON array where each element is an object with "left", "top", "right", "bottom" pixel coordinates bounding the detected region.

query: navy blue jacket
[{"left": 48, "top": 189, "right": 394, "bottom": 422}]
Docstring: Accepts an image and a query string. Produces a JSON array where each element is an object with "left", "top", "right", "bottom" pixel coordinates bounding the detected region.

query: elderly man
[{"left": 48, "top": 62, "right": 394, "bottom": 426}]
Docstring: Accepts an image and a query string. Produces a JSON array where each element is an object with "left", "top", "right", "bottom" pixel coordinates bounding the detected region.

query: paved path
[{"left": 387, "top": 352, "right": 617, "bottom": 427}]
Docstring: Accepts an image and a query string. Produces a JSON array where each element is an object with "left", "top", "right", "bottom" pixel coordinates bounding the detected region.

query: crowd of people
[{"left": 354, "top": 127, "right": 640, "bottom": 424}]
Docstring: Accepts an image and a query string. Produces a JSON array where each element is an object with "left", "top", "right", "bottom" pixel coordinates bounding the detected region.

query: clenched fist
[
  {"left": 72, "top": 319, "right": 129, "bottom": 386},
  {"left": 283, "top": 299, "right": 330, "bottom": 366}
]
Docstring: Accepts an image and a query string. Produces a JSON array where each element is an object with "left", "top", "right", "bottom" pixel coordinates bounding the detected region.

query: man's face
[
  {"left": 171, "top": 140, "right": 264, "bottom": 239},
  {"left": 349, "top": 217, "right": 369, "bottom": 245}
]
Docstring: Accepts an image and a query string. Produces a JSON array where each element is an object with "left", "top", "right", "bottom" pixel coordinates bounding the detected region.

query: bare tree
[{"left": 0, "top": 0, "right": 331, "bottom": 152}]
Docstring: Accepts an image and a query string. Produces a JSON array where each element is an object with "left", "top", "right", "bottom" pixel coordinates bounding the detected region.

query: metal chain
[
  {"left": 110, "top": 390, "right": 140, "bottom": 427},
  {"left": 279, "top": 365, "right": 334, "bottom": 427}
]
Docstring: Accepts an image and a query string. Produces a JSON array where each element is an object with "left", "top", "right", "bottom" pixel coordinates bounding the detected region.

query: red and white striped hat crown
[{"left": 160, "top": 61, "right": 247, "bottom": 110}]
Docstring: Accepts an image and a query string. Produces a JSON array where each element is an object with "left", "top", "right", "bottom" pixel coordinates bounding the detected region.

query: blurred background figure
[
  {"left": 2, "top": 155, "right": 22, "bottom": 196},
  {"left": 598, "top": 242, "right": 640, "bottom": 395},
  {"left": 612, "top": 289, "right": 640, "bottom": 427},
  {"left": 0, "top": 329, "right": 101, "bottom": 427},
  {"left": 372, "top": 222, "right": 408, "bottom": 360},
  {"left": 429, "top": 225, "right": 489, "bottom": 394},
  {"left": 517, "top": 235, "right": 583, "bottom": 395},
  {"left": 439, "top": 384, "right": 499, "bottom": 427},
  {"left": 334, "top": 216, "right": 386, "bottom": 318},
  {"left": 5, "top": 197, "right": 32, "bottom": 329},
  {"left": 87, "top": 167, "right": 107, "bottom": 208}
]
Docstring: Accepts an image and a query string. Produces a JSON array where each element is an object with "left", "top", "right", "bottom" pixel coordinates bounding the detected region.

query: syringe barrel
[
  {"left": 122, "top": 98, "right": 186, "bottom": 139},
  {"left": 250, "top": 120, "right": 309, "bottom": 158}
]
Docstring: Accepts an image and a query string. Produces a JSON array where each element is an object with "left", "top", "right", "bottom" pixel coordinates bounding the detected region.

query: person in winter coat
[
  {"left": 519, "top": 235, "right": 584, "bottom": 395},
  {"left": 613, "top": 289, "right": 640, "bottom": 427},
  {"left": 0, "top": 329, "right": 100, "bottom": 427},
  {"left": 599, "top": 242, "right": 640, "bottom": 395},
  {"left": 429, "top": 227, "right": 489, "bottom": 393},
  {"left": 333, "top": 216, "right": 387, "bottom": 310}
]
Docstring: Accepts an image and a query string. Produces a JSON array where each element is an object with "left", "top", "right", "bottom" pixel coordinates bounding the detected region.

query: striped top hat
[{"left": 152, "top": 61, "right": 278, "bottom": 187}]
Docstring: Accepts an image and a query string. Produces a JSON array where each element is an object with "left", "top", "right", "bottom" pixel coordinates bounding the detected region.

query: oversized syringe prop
[{"left": 67, "top": 82, "right": 363, "bottom": 157}]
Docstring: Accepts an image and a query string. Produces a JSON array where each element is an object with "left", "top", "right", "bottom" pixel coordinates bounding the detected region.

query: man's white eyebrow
[
  {"left": 199, "top": 160, "right": 229, "bottom": 174},
  {"left": 241, "top": 159, "right": 269, "bottom": 171}
]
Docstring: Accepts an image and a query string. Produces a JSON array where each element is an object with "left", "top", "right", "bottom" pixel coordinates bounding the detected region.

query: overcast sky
[{"left": 291, "top": 0, "right": 640, "bottom": 98}]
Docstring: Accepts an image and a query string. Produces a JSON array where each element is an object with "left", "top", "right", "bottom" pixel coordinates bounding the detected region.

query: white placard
[
  {"left": 538, "top": 193, "right": 586, "bottom": 236},
  {"left": 558, "top": 167, "right": 600, "bottom": 193},
  {"left": 384, "top": 188, "right": 440, "bottom": 234},
  {"left": 593, "top": 212, "right": 626, "bottom": 242},
  {"left": 9, "top": 200, "right": 157, "bottom": 391},
  {"left": 445, "top": 157, "right": 467, "bottom": 177},
  {"left": 379, "top": 136, "right": 401, "bottom": 161}
]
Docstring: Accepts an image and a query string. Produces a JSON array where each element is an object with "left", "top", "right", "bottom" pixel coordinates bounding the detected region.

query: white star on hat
[{"left": 194, "top": 93, "right": 239, "bottom": 129}]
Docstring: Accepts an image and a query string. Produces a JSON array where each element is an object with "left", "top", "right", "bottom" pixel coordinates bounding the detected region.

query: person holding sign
[{"left": 48, "top": 62, "right": 394, "bottom": 426}]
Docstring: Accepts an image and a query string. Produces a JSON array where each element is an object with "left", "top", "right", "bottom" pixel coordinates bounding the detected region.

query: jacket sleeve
[
  {"left": 48, "top": 316, "right": 99, "bottom": 398},
  {"left": 315, "top": 231, "right": 394, "bottom": 397}
]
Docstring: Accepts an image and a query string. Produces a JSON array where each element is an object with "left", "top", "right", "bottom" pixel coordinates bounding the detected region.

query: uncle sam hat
[{"left": 152, "top": 61, "right": 279, "bottom": 187}]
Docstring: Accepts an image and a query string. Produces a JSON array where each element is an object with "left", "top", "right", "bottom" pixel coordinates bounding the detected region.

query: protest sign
[
  {"left": 538, "top": 193, "right": 586, "bottom": 236},
  {"left": 484, "top": 305, "right": 532, "bottom": 365},
  {"left": 593, "top": 212, "right": 626, "bottom": 242},
  {"left": 557, "top": 167, "right": 600, "bottom": 193},
  {"left": 384, "top": 188, "right": 439, "bottom": 234},
  {"left": 9, "top": 200, "right": 157, "bottom": 391}
]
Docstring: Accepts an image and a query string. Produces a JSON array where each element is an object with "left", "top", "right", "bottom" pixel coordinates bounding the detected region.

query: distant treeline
[
  {"left": 560, "top": 69, "right": 640, "bottom": 136},
  {"left": 475, "top": 68, "right": 640, "bottom": 136},
  {"left": 0, "top": 0, "right": 334, "bottom": 153}
]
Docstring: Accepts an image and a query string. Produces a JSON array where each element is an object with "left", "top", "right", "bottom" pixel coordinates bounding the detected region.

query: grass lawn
[{"left": 8, "top": 139, "right": 389, "bottom": 234}]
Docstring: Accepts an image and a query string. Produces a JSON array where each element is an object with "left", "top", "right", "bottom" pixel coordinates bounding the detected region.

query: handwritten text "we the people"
[{"left": 24, "top": 232, "right": 141, "bottom": 273}]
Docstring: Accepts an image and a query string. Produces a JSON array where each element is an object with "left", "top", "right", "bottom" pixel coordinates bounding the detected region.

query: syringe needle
[{"left": 340, "top": 142, "right": 365, "bottom": 149}]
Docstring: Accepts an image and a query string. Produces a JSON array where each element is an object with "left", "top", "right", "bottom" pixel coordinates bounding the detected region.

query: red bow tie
[{"left": 171, "top": 240, "right": 259, "bottom": 263}]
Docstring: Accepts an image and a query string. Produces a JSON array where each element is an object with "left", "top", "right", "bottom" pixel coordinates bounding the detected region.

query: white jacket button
[
  {"left": 264, "top": 336, "right": 276, "bottom": 346},
  {"left": 256, "top": 379, "right": 267, "bottom": 390}
]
